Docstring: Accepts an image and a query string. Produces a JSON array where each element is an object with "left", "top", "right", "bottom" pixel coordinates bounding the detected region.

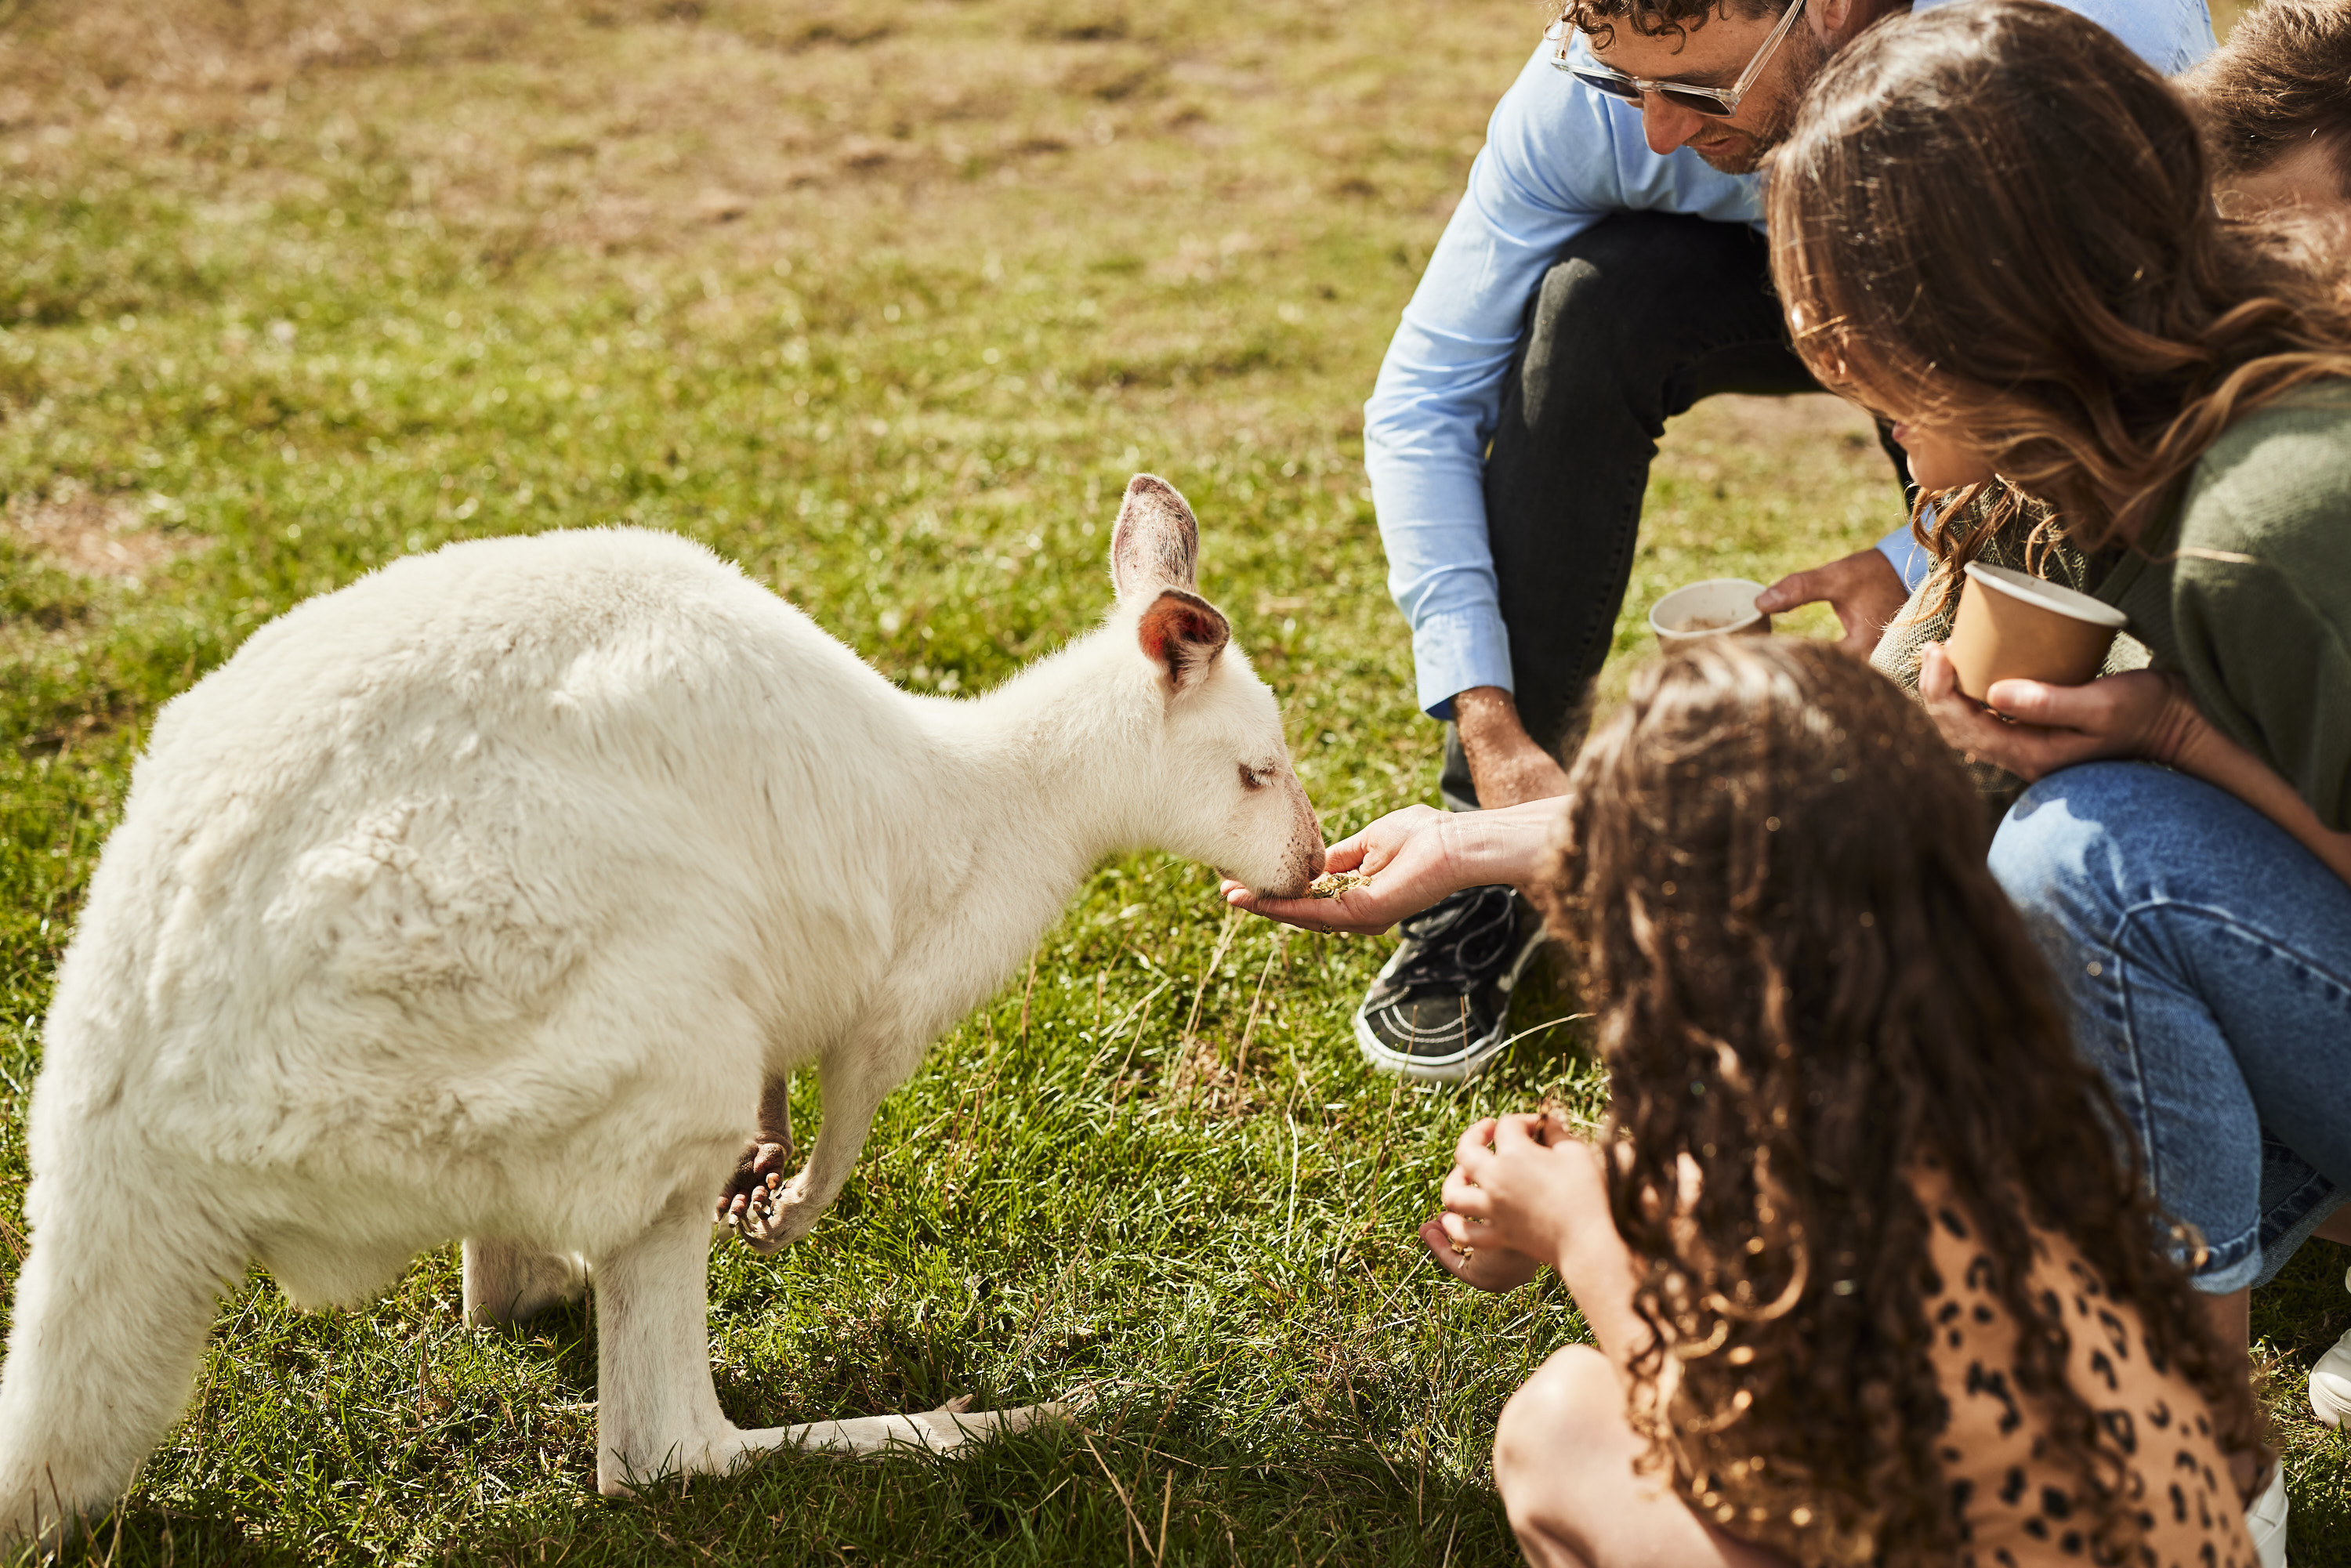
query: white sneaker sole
[
  {"left": 2312, "top": 1267, "right": 2351, "bottom": 1430},
  {"left": 2311, "top": 1336, "right": 2351, "bottom": 1429},
  {"left": 2246, "top": 1463, "right": 2288, "bottom": 1568}
]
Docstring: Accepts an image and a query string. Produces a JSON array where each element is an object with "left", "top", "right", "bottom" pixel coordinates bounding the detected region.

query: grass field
[{"left": 5, "top": 0, "right": 2346, "bottom": 1563}]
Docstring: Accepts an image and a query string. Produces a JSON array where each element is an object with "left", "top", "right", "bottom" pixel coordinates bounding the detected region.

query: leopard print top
[
  {"left": 1915, "top": 1158, "right": 2255, "bottom": 1568},
  {"left": 1669, "top": 1157, "right": 2255, "bottom": 1568}
]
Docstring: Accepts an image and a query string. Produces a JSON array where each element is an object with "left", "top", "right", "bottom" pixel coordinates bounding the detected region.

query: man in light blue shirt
[{"left": 1349, "top": 0, "right": 2215, "bottom": 1084}]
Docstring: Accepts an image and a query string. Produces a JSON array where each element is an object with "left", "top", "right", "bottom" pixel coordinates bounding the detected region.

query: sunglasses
[{"left": 1546, "top": 0, "right": 1808, "bottom": 118}]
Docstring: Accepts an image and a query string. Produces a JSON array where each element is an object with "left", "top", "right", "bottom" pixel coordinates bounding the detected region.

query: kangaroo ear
[
  {"left": 1136, "top": 588, "right": 1230, "bottom": 693},
  {"left": 1110, "top": 473, "right": 1200, "bottom": 599}
]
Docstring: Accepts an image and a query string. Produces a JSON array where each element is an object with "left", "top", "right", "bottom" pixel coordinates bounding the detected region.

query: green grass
[{"left": 2, "top": 0, "right": 2341, "bottom": 1563}]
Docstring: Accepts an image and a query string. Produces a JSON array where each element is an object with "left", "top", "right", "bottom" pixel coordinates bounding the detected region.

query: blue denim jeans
[{"left": 1989, "top": 762, "right": 2351, "bottom": 1293}]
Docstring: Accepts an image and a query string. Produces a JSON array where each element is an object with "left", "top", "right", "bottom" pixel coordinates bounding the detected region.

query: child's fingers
[
  {"left": 1454, "top": 1118, "right": 1501, "bottom": 1169},
  {"left": 1491, "top": 1112, "right": 1551, "bottom": 1151},
  {"left": 1440, "top": 1167, "right": 1491, "bottom": 1219},
  {"left": 1421, "top": 1216, "right": 1541, "bottom": 1294},
  {"left": 1418, "top": 1216, "right": 1489, "bottom": 1287}
]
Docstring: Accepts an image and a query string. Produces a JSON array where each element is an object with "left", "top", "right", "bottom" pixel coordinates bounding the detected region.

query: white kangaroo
[{"left": 0, "top": 474, "right": 1324, "bottom": 1547}]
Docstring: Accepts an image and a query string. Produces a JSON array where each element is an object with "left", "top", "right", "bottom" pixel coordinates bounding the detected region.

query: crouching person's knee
[
  {"left": 1987, "top": 761, "right": 2179, "bottom": 930},
  {"left": 1494, "top": 1345, "right": 1638, "bottom": 1568}
]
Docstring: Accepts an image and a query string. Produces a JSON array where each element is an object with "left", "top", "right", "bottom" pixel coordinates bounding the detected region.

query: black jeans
[{"left": 1436, "top": 211, "right": 1905, "bottom": 811}]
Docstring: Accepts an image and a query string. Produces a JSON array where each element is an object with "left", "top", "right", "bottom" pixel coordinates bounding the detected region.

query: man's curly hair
[
  {"left": 1565, "top": 0, "right": 1795, "bottom": 53},
  {"left": 2186, "top": 0, "right": 2351, "bottom": 195}
]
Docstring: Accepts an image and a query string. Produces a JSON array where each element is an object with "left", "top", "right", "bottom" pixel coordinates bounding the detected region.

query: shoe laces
[{"left": 1385, "top": 885, "right": 1523, "bottom": 994}]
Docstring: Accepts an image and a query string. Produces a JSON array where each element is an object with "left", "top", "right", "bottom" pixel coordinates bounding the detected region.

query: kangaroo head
[{"left": 1109, "top": 474, "right": 1324, "bottom": 898}]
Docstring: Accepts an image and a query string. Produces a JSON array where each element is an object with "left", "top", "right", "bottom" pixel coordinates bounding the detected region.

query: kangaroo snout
[
  {"left": 1299, "top": 804, "right": 1328, "bottom": 885},
  {"left": 1248, "top": 784, "right": 1326, "bottom": 899}
]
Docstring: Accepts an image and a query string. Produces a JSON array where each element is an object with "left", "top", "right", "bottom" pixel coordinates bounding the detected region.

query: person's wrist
[
  {"left": 2143, "top": 676, "right": 2205, "bottom": 769},
  {"left": 1440, "top": 807, "right": 1523, "bottom": 890},
  {"left": 1551, "top": 1215, "right": 1628, "bottom": 1294},
  {"left": 1429, "top": 809, "right": 1476, "bottom": 889},
  {"left": 1453, "top": 798, "right": 1560, "bottom": 889},
  {"left": 1452, "top": 685, "right": 1519, "bottom": 745}
]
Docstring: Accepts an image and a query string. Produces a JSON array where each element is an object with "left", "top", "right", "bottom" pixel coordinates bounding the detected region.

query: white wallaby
[{"left": 0, "top": 474, "right": 1323, "bottom": 1547}]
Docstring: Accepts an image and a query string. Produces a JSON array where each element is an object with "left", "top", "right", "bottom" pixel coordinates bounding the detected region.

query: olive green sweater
[{"left": 2095, "top": 386, "right": 2351, "bottom": 832}]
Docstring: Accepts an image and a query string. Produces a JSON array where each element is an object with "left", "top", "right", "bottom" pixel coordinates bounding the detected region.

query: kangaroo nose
[{"left": 1307, "top": 841, "right": 1328, "bottom": 878}]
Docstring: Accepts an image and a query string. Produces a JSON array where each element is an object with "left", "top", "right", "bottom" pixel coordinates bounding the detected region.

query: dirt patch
[
  {"left": 6, "top": 494, "right": 207, "bottom": 581},
  {"left": 2, "top": 0, "right": 1532, "bottom": 277}
]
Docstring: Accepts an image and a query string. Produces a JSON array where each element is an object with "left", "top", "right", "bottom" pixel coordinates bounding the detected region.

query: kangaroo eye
[{"left": 1238, "top": 764, "right": 1266, "bottom": 791}]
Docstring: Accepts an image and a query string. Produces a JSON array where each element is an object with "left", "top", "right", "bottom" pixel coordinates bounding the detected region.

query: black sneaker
[{"left": 1354, "top": 883, "right": 1548, "bottom": 1083}]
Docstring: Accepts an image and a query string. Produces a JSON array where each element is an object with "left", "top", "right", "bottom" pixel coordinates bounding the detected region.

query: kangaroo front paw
[
  {"left": 716, "top": 1136, "right": 795, "bottom": 1248},
  {"left": 731, "top": 1174, "right": 829, "bottom": 1254}
]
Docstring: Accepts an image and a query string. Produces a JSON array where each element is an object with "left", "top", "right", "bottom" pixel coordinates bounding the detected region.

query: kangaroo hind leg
[
  {"left": 592, "top": 1191, "right": 737, "bottom": 1496},
  {"left": 462, "top": 1238, "right": 589, "bottom": 1327},
  {"left": 763, "top": 1396, "right": 1073, "bottom": 1460}
]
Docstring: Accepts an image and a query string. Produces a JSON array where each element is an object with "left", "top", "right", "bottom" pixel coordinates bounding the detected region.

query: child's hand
[
  {"left": 1418, "top": 1213, "right": 1543, "bottom": 1293},
  {"left": 1440, "top": 1113, "right": 1615, "bottom": 1274}
]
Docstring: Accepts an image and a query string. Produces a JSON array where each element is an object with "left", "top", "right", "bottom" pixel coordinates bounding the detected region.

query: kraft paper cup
[
  {"left": 1943, "top": 562, "right": 2128, "bottom": 701},
  {"left": 1650, "top": 578, "right": 1770, "bottom": 643}
]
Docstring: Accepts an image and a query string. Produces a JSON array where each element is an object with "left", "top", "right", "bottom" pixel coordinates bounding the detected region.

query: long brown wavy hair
[
  {"left": 1536, "top": 638, "right": 2265, "bottom": 1565},
  {"left": 1767, "top": 0, "right": 2351, "bottom": 567}
]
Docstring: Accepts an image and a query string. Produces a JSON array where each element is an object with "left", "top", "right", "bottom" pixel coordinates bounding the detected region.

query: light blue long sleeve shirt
[{"left": 1364, "top": 0, "right": 2217, "bottom": 717}]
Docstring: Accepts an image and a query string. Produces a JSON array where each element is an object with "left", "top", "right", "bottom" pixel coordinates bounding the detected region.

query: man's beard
[{"left": 1688, "top": 21, "right": 1828, "bottom": 174}]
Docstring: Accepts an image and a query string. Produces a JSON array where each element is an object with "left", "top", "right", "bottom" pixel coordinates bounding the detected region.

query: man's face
[{"left": 1586, "top": 5, "right": 1830, "bottom": 173}]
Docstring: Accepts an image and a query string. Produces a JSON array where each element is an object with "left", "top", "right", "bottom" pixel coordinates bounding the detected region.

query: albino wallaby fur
[{"left": 0, "top": 474, "right": 1322, "bottom": 1547}]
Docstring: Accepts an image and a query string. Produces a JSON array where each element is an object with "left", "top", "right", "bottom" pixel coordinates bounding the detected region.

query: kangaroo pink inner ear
[
  {"left": 1136, "top": 588, "right": 1230, "bottom": 690},
  {"left": 1110, "top": 474, "right": 1201, "bottom": 599}
]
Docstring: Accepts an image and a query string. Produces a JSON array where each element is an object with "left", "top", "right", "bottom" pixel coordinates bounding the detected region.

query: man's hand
[
  {"left": 1223, "top": 804, "right": 1459, "bottom": 935},
  {"left": 1454, "top": 686, "right": 1571, "bottom": 806},
  {"left": 1223, "top": 796, "right": 1567, "bottom": 935},
  {"left": 1917, "top": 643, "right": 2197, "bottom": 782},
  {"left": 1756, "top": 546, "right": 1911, "bottom": 660}
]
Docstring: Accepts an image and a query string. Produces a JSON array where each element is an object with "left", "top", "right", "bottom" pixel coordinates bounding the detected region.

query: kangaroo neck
[{"left": 897, "top": 628, "right": 1156, "bottom": 946}]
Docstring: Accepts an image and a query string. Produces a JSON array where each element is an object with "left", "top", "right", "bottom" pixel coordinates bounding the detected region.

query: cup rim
[
  {"left": 1961, "top": 562, "right": 2128, "bottom": 628},
  {"left": 1649, "top": 578, "right": 1767, "bottom": 639}
]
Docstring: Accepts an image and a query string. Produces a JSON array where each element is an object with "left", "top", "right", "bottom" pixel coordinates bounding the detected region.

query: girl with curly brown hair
[{"left": 1233, "top": 637, "right": 2266, "bottom": 1566}]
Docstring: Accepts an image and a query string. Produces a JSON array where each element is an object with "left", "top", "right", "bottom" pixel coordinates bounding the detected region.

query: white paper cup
[
  {"left": 1943, "top": 563, "right": 2128, "bottom": 701},
  {"left": 1649, "top": 578, "right": 1770, "bottom": 643}
]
